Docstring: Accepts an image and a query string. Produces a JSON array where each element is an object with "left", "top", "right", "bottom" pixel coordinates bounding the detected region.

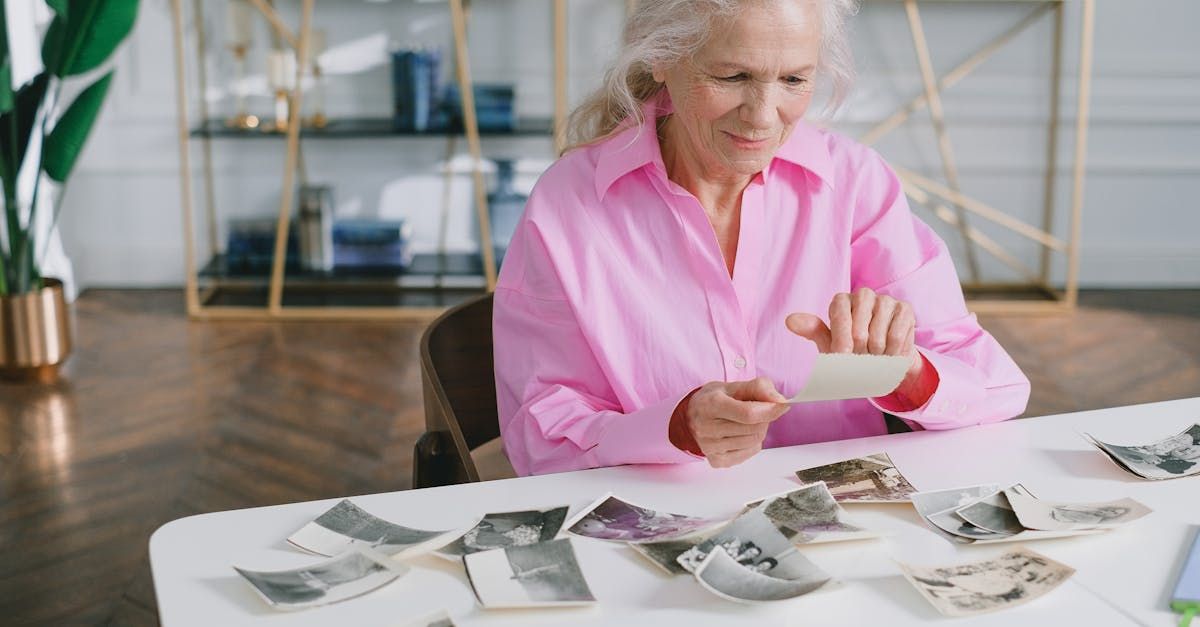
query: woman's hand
[
  {"left": 785, "top": 288, "right": 936, "bottom": 409},
  {"left": 785, "top": 287, "right": 919, "bottom": 373},
  {"left": 671, "top": 377, "right": 790, "bottom": 469}
]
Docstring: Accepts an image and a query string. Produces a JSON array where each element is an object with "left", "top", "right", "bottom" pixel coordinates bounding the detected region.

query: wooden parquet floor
[{"left": 1, "top": 289, "right": 1197, "bottom": 625}]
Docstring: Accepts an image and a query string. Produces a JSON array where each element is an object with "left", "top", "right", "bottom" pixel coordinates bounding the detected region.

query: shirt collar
[{"left": 592, "top": 90, "right": 835, "bottom": 200}]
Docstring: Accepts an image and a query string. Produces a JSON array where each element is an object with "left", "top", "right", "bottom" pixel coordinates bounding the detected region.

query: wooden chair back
[{"left": 413, "top": 294, "right": 499, "bottom": 488}]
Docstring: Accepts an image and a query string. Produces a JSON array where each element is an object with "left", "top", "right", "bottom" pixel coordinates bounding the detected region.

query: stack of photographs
[
  {"left": 463, "top": 538, "right": 597, "bottom": 608},
  {"left": 897, "top": 547, "right": 1075, "bottom": 617},
  {"left": 632, "top": 505, "right": 832, "bottom": 603},
  {"left": 234, "top": 547, "right": 409, "bottom": 610},
  {"left": 1083, "top": 424, "right": 1200, "bottom": 480},
  {"left": 565, "top": 494, "right": 724, "bottom": 543},
  {"left": 911, "top": 484, "right": 1150, "bottom": 545},
  {"left": 437, "top": 506, "right": 569, "bottom": 558},
  {"left": 288, "top": 499, "right": 465, "bottom": 558},
  {"left": 794, "top": 452, "right": 918, "bottom": 502}
]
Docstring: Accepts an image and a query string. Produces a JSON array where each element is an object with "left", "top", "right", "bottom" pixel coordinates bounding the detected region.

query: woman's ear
[{"left": 651, "top": 64, "right": 667, "bottom": 83}]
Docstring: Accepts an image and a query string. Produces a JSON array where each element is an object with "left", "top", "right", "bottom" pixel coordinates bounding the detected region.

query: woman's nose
[{"left": 739, "top": 85, "right": 775, "bottom": 129}]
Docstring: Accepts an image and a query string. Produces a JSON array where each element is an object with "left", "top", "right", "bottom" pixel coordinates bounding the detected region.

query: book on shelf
[
  {"left": 226, "top": 217, "right": 300, "bottom": 272},
  {"left": 333, "top": 218, "right": 414, "bottom": 271}
]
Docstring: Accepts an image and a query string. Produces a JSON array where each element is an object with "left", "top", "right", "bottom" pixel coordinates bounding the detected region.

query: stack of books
[
  {"left": 226, "top": 218, "right": 300, "bottom": 273},
  {"left": 333, "top": 219, "right": 413, "bottom": 272}
]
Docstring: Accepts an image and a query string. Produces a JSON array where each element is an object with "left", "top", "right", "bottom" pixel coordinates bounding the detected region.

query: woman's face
[{"left": 654, "top": 0, "right": 822, "bottom": 181}]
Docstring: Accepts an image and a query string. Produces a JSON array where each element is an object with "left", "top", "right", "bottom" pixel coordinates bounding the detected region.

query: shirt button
[{"left": 733, "top": 357, "right": 747, "bottom": 369}]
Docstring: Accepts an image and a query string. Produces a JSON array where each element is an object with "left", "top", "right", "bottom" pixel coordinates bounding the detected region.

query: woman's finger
[
  {"left": 707, "top": 444, "right": 762, "bottom": 469},
  {"left": 868, "top": 295, "right": 897, "bottom": 355},
  {"left": 785, "top": 313, "right": 832, "bottom": 353},
  {"left": 828, "top": 292, "right": 853, "bottom": 353},
  {"left": 903, "top": 324, "right": 916, "bottom": 357},
  {"left": 886, "top": 301, "right": 914, "bottom": 356},
  {"left": 849, "top": 287, "right": 875, "bottom": 353},
  {"left": 704, "top": 432, "right": 768, "bottom": 456}
]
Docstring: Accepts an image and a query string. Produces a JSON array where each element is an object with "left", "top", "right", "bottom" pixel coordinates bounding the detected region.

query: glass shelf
[
  {"left": 191, "top": 116, "right": 554, "bottom": 139},
  {"left": 199, "top": 251, "right": 488, "bottom": 289}
]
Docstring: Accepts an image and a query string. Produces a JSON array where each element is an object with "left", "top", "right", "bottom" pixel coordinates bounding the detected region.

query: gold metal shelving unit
[
  {"left": 168, "top": 0, "right": 571, "bottom": 321},
  {"left": 862, "top": 0, "right": 1095, "bottom": 314}
]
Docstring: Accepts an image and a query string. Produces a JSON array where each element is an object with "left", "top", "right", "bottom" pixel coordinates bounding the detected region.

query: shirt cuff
[
  {"left": 869, "top": 347, "right": 986, "bottom": 430},
  {"left": 591, "top": 390, "right": 706, "bottom": 466}
]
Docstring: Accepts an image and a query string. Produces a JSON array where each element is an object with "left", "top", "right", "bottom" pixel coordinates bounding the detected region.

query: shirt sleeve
[
  {"left": 848, "top": 148, "right": 1031, "bottom": 430},
  {"left": 493, "top": 206, "right": 701, "bottom": 476}
]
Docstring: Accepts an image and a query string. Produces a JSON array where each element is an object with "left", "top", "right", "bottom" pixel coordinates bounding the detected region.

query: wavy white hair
[{"left": 564, "top": 0, "right": 859, "bottom": 153}]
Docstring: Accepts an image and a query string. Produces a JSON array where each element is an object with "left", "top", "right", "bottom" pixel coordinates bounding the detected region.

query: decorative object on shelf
[
  {"left": 485, "top": 159, "right": 527, "bottom": 267},
  {"left": 263, "top": 0, "right": 295, "bottom": 134},
  {"left": 225, "top": 0, "right": 259, "bottom": 130},
  {"left": 226, "top": 217, "right": 300, "bottom": 272},
  {"left": 297, "top": 184, "right": 334, "bottom": 271},
  {"left": 391, "top": 48, "right": 442, "bottom": 132},
  {"left": 303, "top": 28, "right": 327, "bottom": 129},
  {"left": 0, "top": 0, "right": 139, "bottom": 381},
  {"left": 265, "top": 46, "right": 296, "bottom": 133},
  {"left": 333, "top": 219, "right": 413, "bottom": 271},
  {"left": 444, "top": 83, "right": 515, "bottom": 132}
]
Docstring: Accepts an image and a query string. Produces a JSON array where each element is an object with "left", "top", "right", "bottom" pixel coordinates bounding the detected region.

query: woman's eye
[
  {"left": 719, "top": 73, "right": 748, "bottom": 82},
  {"left": 784, "top": 76, "right": 808, "bottom": 86}
]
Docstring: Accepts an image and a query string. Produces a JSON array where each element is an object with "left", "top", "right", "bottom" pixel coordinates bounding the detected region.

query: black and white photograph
[
  {"left": 438, "top": 506, "right": 569, "bottom": 558},
  {"left": 463, "top": 538, "right": 597, "bottom": 608},
  {"left": 675, "top": 508, "right": 804, "bottom": 578},
  {"left": 794, "top": 453, "right": 918, "bottom": 502},
  {"left": 911, "top": 485, "right": 1002, "bottom": 519},
  {"left": 1085, "top": 425, "right": 1200, "bottom": 480},
  {"left": 565, "top": 493, "right": 722, "bottom": 543},
  {"left": 747, "top": 482, "right": 878, "bottom": 545},
  {"left": 898, "top": 547, "right": 1075, "bottom": 617},
  {"left": 693, "top": 546, "right": 831, "bottom": 604},
  {"left": 287, "top": 499, "right": 460, "bottom": 557},
  {"left": 1005, "top": 491, "right": 1153, "bottom": 532},
  {"left": 954, "top": 487, "right": 1027, "bottom": 535},
  {"left": 628, "top": 539, "right": 696, "bottom": 576},
  {"left": 233, "top": 548, "right": 408, "bottom": 610},
  {"left": 925, "top": 510, "right": 1014, "bottom": 541}
]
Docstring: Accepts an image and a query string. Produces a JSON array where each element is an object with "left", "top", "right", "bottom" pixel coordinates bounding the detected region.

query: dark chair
[{"left": 414, "top": 293, "right": 514, "bottom": 488}]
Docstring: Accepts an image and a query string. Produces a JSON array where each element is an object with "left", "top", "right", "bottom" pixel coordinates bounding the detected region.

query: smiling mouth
[{"left": 725, "top": 132, "right": 772, "bottom": 145}]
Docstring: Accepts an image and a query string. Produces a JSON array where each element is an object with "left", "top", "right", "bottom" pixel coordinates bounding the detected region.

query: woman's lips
[{"left": 724, "top": 131, "right": 772, "bottom": 149}]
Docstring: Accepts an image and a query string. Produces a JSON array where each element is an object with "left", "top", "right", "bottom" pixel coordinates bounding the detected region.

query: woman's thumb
[{"left": 785, "top": 312, "right": 832, "bottom": 352}]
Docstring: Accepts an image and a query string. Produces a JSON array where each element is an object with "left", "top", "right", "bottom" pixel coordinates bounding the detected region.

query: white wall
[{"left": 53, "top": 0, "right": 1200, "bottom": 288}]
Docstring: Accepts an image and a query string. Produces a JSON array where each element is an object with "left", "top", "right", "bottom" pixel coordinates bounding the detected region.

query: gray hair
[{"left": 564, "top": 0, "right": 859, "bottom": 153}]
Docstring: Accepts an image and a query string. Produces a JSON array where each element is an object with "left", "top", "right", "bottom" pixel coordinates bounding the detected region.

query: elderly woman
[{"left": 493, "top": 0, "right": 1030, "bottom": 476}]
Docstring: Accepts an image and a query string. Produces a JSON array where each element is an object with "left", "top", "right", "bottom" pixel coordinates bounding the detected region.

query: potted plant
[{"left": 0, "top": 0, "right": 139, "bottom": 381}]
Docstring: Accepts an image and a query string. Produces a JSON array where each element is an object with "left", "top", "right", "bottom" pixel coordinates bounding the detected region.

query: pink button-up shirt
[{"left": 493, "top": 95, "right": 1030, "bottom": 476}]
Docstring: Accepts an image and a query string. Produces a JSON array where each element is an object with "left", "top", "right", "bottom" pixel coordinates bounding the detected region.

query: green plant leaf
[
  {"left": 0, "top": 62, "right": 13, "bottom": 114},
  {"left": 46, "top": 0, "right": 69, "bottom": 16},
  {"left": 43, "top": 0, "right": 139, "bottom": 77},
  {"left": 41, "top": 15, "right": 67, "bottom": 77},
  {"left": 0, "top": 73, "right": 49, "bottom": 182},
  {"left": 43, "top": 71, "right": 113, "bottom": 182}
]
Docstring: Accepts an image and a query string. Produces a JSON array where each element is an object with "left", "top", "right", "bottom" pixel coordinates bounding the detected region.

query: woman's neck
[{"left": 658, "top": 116, "right": 751, "bottom": 219}]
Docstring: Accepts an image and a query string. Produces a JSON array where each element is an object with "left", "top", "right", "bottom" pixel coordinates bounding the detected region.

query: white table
[{"left": 150, "top": 398, "right": 1200, "bottom": 626}]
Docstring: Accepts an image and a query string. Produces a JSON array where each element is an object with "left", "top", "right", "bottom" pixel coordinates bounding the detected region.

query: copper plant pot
[{"left": 0, "top": 278, "right": 73, "bottom": 383}]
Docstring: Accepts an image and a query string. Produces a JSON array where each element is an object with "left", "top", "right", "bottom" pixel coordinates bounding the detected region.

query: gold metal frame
[
  {"left": 168, "top": 0, "right": 570, "bottom": 321},
  {"left": 863, "top": 0, "right": 1095, "bottom": 315}
]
